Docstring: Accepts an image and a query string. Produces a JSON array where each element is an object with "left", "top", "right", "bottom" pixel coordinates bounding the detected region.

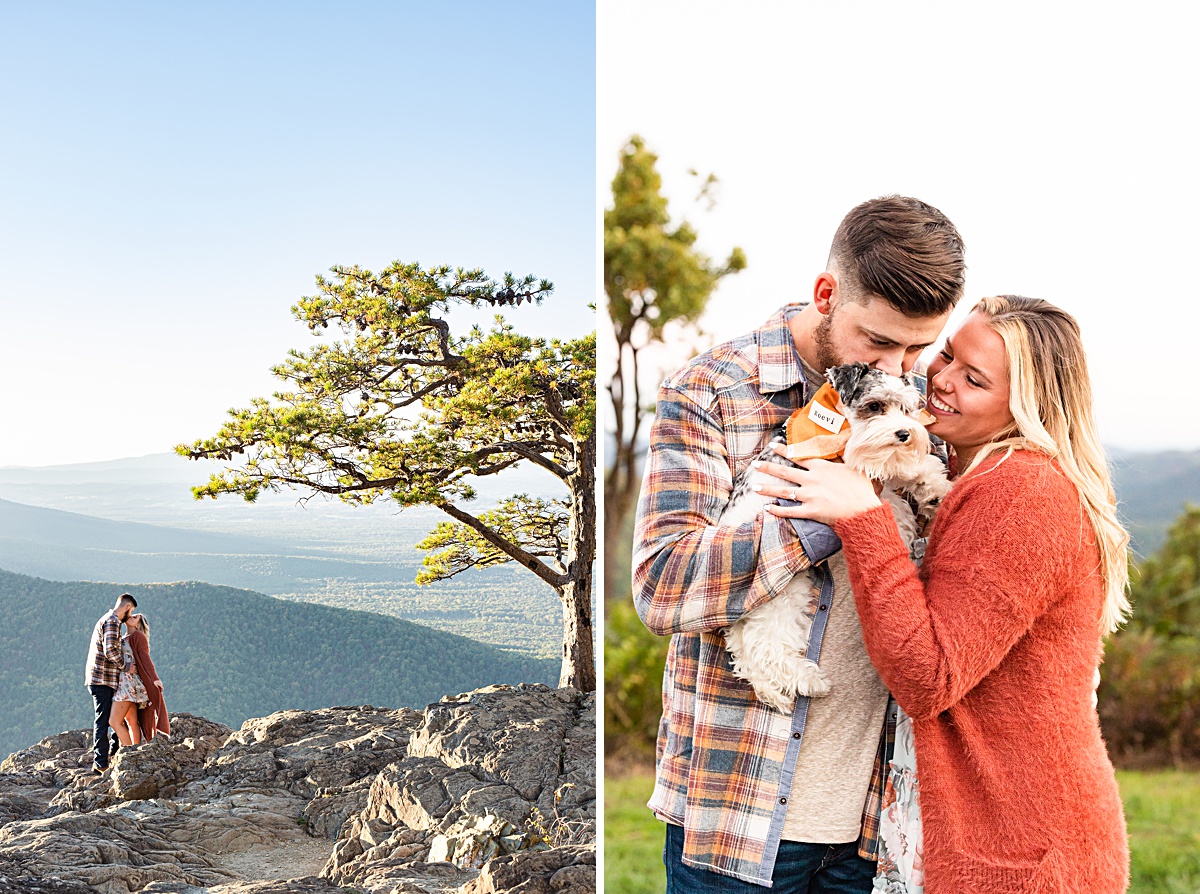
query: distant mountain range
[
  {"left": 1108, "top": 448, "right": 1200, "bottom": 557},
  {"left": 0, "top": 567, "right": 557, "bottom": 760},
  {"left": 0, "top": 453, "right": 569, "bottom": 658}
]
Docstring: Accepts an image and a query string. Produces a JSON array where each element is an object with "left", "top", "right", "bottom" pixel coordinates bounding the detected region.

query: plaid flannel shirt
[
  {"left": 85, "top": 610, "right": 124, "bottom": 689},
  {"left": 633, "top": 305, "right": 894, "bottom": 885}
]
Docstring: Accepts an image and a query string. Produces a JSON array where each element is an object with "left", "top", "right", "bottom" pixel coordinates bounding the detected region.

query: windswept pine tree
[{"left": 179, "top": 262, "right": 596, "bottom": 691}]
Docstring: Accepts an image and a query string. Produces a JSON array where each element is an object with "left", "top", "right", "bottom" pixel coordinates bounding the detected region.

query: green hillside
[
  {"left": 0, "top": 568, "right": 557, "bottom": 759},
  {"left": 0, "top": 497, "right": 565, "bottom": 658}
]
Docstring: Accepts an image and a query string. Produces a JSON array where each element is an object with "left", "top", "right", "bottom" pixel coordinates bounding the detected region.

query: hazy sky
[
  {"left": 599, "top": 1, "right": 1199, "bottom": 451},
  {"left": 1, "top": 2, "right": 596, "bottom": 467}
]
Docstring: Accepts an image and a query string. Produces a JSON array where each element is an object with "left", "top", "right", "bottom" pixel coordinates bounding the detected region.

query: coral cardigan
[
  {"left": 128, "top": 629, "right": 170, "bottom": 737},
  {"left": 833, "top": 450, "right": 1128, "bottom": 894}
]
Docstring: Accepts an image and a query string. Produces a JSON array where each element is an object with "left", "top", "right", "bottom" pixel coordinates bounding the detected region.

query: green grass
[
  {"left": 604, "top": 767, "right": 1200, "bottom": 894},
  {"left": 605, "top": 770, "right": 665, "bottom": 894},
  {"left": 1118, "top": 769, "right": 1200, "bottom": 894}
]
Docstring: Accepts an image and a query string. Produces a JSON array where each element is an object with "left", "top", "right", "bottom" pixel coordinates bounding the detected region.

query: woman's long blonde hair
[{"left": 959, "top": 295, "right": 1131, "bottom": 633}]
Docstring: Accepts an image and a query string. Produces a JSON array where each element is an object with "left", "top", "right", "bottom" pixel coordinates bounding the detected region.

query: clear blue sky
[{"left": 1, "top": 2, "right": 596, "bottom": 466}]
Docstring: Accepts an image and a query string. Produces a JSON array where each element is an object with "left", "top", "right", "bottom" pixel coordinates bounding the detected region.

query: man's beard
[{"left": 812, "top": 305, "right": 844, "bottom": 373}]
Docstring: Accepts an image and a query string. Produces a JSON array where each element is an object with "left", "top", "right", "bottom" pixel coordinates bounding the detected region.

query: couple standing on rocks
[{"left": 84, "top": 592, "right": 170, "bottom": 774}]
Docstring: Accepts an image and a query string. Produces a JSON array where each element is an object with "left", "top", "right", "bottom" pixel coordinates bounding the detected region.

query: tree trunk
[
  {"left": 560, "top": 571, "right": 596, "bottom": 692},
  {"left": 603, "top": 482, "right": 634, "bottom": 606},
  {"left": 603, "top": 334, "right": 646, "bottom": 607},
  {"left": 561, "top": 436, "right": 597, "bottom": 691}
]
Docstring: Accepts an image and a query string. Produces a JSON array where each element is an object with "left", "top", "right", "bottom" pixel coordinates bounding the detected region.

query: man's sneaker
[{"left": 89, "top": 764, "right": 106, "bottom": 775}]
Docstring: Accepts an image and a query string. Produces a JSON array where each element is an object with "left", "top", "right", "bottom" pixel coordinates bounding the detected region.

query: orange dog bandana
[{"left": 785, "top": 383, "right": 852, "bottom": 461}]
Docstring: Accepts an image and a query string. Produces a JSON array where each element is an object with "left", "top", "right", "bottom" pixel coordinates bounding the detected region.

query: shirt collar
[{"left": 756, "top": 304, "right": 807, "bottom": 395}]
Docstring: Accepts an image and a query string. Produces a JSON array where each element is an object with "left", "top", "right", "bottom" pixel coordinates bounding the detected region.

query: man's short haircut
[
  {"left": 829, "top": 195, "right": 965, "bottom": 317},
  {"left": 117, "top": 592, "right": 138, "bottom": 608}
]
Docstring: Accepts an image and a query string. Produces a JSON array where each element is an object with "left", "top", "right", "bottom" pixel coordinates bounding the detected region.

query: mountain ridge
[{"left": 0, "top": 567, "right": 557, "bottom": 760}]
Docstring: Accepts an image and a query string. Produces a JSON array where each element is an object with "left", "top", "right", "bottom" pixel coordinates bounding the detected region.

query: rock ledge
[{"left": 0, "top": 685, "right": 595, "bottom": 894}]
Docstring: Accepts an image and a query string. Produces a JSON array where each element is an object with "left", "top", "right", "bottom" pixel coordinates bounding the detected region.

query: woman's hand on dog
[{"left": 754, "top": 447, "right": 882, "bottom": 524}]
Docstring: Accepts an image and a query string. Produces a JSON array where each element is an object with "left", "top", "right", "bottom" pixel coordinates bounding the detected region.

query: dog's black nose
[{"left": 895, "top": 430, "right": 910, "bottom": 443}]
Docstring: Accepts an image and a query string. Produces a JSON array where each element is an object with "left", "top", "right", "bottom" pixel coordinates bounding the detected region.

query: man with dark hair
[
  {"left": 633, "top": 196, "right": 965, "bottom": 891},
  {"left": 85, "top": 592, "right": 138, "bottom": 774}
]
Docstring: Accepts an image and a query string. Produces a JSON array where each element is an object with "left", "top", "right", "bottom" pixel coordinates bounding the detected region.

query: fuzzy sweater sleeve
[
  {"left": 128, "top": 630, "right": 159, "bottom": 686},
  {"left": 833, "top": 452, "right": 1087, "bottom": 719}
]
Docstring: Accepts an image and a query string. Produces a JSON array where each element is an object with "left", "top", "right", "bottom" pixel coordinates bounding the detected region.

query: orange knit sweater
[{"left": 833, "top": 450, "right": 1128, "bottom": 894}]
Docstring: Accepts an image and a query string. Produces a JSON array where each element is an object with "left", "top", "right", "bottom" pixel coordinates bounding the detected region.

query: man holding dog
[{"left": 632, "top": 196, "right": 965, "bottom": 892}]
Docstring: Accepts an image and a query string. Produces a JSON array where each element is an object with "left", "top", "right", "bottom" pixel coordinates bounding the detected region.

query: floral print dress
[
  {"left": 874, "top": 700, "right": 924, "bottom": 894},
  {"left": 113, "top": 637, "right": 150, "bottom": 706},
  {"left": 874, "top": 532, "right": 929, "bottom": 894}
]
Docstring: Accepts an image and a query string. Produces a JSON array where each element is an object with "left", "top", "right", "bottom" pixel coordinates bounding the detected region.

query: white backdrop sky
[
  {"left": 598, "top": 1, "right": 1199, "bottom": 451},
  {"left": 1, "top": 2, "right": 596, "bottom": 467}
]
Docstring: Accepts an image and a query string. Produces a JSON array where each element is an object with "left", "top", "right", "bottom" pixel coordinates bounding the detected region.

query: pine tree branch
[{"left": 435, "top": 501, "right": 569, "bottom": 591}]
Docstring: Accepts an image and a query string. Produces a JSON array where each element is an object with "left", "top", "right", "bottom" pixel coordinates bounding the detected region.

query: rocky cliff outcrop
[{"left": 0, "top": 685, "right": 595, "bottom": 894}]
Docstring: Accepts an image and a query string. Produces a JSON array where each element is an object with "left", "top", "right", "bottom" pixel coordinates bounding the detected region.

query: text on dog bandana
[{"left": 808, "top": 402, "right": 845, "bottom": 433}]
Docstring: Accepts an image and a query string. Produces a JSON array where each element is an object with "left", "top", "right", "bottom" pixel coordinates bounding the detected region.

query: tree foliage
[
  {"left": 1124, "top": 504, "right": 1200, "bottom": 638},
  {"left": 1099, "top": 504, "right": 1200, "bottom": 766},
  {"left": 178, "top": 261, "right": 596, "bottom": 691},
  {"left": 603, "top": 135, "right": 745, "bottom": 604},
  {"left": 603, "top": 594, "right": 667, "bottom": 762}
]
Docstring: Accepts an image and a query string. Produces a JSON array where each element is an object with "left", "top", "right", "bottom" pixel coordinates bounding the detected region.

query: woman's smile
[{"left": 926, "top": 392, "right": 958, "bottom": 415}]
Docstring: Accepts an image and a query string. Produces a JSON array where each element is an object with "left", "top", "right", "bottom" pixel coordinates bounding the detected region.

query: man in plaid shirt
[
  {"left": 85, "top": 592, "right": 138, "bottom": 773},
  {"left": 633, "top": 197, "right": 965, "bottom": 891}
]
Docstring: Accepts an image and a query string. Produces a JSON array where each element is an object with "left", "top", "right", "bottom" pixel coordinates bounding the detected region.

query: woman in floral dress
[{"left": 109, "top": 617, "right": 151, "bottom": 746}]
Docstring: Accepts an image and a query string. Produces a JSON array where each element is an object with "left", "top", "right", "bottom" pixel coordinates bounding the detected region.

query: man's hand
[
  {"left": 756, "top": 448, "right": 882, "bottom": 525},
  {"left": 155, "top": 680, "right": 164, "bottom": 691}
]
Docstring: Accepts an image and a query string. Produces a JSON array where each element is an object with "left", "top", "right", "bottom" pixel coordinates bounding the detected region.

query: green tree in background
[
  {"left": 1099, "top": 504, "right": 1200, "bottom": 766},
  {"left": 1126, "top": 504, "right": 1200, "bottom": 638},
  {"left": 604, "top": 135, "right": 745, "bottom": 606},
  {"left": 178, "top": 262, "right": 596, "bottom": 691}
]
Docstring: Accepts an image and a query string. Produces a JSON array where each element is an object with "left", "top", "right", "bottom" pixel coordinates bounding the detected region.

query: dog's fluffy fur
[{"left": 721, "top": 363, "right": 951, "bottom": 713}]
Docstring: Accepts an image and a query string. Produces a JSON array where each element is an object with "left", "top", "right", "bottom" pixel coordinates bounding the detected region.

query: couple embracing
[
  {"left": 633, "top": 196, "right": 1129, "bottom": 893},
  {"left": 85, "top": 592, "right": 170, "bottom": 775}
]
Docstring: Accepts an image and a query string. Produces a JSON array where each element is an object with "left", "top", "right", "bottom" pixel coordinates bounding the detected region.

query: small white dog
[{"left": 721, "top": 362, "right": 950, "bottom": 713}]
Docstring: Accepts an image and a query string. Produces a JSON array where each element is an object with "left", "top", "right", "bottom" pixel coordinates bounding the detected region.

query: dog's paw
[
  {"left": 794, "top": 662, "right": 833, "bottom": 699},
  {"left": 753, "top": 685, "right": 796, "bottom": 714}
]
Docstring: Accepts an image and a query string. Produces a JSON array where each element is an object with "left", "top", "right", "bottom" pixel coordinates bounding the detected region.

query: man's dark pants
[
  {"left": 88, "top": 684, "right": 121, "bottom": 769},
  {"left": 665, "top": 824, "right": 875, "bottom": 894}
]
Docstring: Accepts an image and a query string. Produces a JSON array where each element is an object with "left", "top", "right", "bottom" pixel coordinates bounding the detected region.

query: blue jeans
[
  {"left": 664, "top": 824, "right": 875, "bottom": 893},
  {"left": 88, "top": 684, "right": 121, "bottom": 769}
]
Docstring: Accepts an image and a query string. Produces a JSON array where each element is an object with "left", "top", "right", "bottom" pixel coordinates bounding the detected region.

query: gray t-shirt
[{"left": 780, "top": 354, "right": 892, "bottom": 843}]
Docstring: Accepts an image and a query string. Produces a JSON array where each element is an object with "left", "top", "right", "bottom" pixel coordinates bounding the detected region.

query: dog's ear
[
  {"left": 901, "top": 371, "right": 917, "bottom": 389},
  {"left": 826, "top": 362, "right": 870, "bottom": 404}
]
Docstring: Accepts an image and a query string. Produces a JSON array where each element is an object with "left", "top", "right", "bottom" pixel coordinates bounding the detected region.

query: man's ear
[{"left": 812, "top": 272, "right": 838, "bottom": 314}]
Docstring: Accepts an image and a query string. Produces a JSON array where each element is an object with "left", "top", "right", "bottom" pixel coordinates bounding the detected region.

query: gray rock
[
  {"left": 0, "top": 871, "right": 97, "bottom": 894},
  {"left": 409, "top": 686, "right": 576, "bottom": 800},
  {"left": 426, "top": 814, "right": 545, "bottom": 869},
  {"left": 213, "top": 706, "right": 420, "bottom": 795},
  {"left": 458, "top": 844, "right": 596, "bottom": 894},
  {"left": 112, "top": 736, "right": 184, "bottom": 800},
  {"left": 142, "top": 877, "right": 354, "bottom": 894},
  {"left": 0, "top": 689, "right": 594, "bottom": 894}
]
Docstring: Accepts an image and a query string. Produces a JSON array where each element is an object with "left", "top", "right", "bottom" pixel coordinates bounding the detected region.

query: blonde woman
[
  {"left": 759, "top": 296, "right": 1129, "bottom": 894},
  {"left": 110, "top": 616, "right": 151, "bottom": 747},
  {"left": 127, "top": 613, "right": 169, "bottom": 740}
]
